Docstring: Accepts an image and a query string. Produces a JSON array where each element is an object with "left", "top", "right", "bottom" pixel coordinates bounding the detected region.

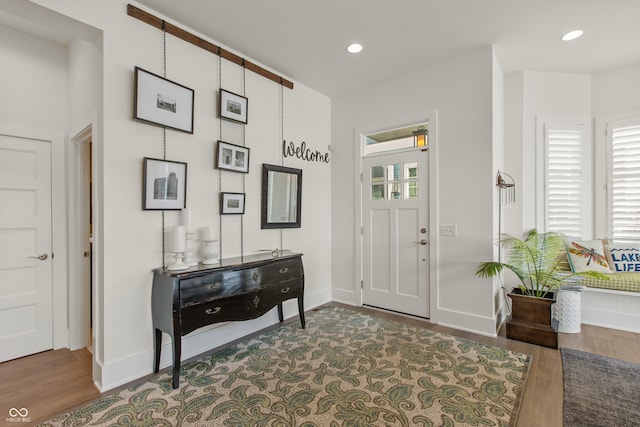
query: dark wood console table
[{"left": 152, "top": 252, "right": 305, "bottom": 388}]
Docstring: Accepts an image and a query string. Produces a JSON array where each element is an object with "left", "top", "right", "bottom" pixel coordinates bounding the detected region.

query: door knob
[
  {"left": 29, "top": 254, "right": 48, "bottom": 261},
  {"left": 419, "top": 240, "right": 427, "bottom": 245}
]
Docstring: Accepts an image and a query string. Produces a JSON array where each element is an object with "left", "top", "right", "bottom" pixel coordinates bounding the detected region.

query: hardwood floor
[
  {"left": 1, "top": 304, "right": 639, "bottom": 426},
  {"left": 0, "top": 348, "right": 100, "bottom": 426}
]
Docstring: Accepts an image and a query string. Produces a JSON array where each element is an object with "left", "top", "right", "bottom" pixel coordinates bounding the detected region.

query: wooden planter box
[{"left": 506, "top": 288, "right": 558, "bottom": 349}]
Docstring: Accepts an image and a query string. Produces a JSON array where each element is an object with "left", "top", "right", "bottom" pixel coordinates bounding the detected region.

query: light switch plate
[{"left": 440, "top": 224, "right": 457, "bottom": 237}]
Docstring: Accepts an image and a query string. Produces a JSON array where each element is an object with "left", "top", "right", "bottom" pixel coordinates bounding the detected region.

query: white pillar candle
[
  {"left": 199, "top": 226, "right": 216, "bottom": 241},
  {"left": 181, "top": 208, "right": 193, "bottom": 233},
  {"left": 168, "top": 225, "right": 186, "bottom": 252}
]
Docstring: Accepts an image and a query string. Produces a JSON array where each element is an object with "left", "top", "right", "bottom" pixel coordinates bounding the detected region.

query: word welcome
[
  {"left": 283, "top": 140, "right": 330, "bottom": 164},
  {"left": 611, "top": 252, "right": 640, "bottom": 272}
]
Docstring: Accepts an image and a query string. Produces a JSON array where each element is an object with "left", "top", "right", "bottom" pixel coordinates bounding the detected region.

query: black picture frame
[
  {"left": 143, "top": 157, "right": 188, "bottom": 210},
  {"left": 219, "top": 89, "right": 248, "bottom": 124},
  {"left": 216, "top": 140, "right": 250, "bottom": 173},
  {"left": 134, "top": 66, "right": 194, "bottom": 134},
  {"left": 220, "top": 192, "right": 246, "bottom": 215}
]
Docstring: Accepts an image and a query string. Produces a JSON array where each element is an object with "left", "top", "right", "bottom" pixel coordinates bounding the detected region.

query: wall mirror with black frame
[{"left": 261, "top": 164, "right": 302, "bottom": 229}]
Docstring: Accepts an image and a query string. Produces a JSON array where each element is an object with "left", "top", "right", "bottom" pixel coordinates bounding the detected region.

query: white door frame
[
  {"left": 354, "top": 111, "right": 439, "bottom": 321},
  {"left": 68, "top": 114, "right": 103, "bottom": 386},
  {"left": 68, "top": 122, "right": 94, "bottom": 351},
  {"left": 0, "top": 123, "right": 68, "bottom": 350}
]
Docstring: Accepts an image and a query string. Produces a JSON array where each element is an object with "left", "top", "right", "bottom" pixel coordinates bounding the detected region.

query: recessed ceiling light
[
  {"left": 562, "top": 30, "right": 584, "bottom": 41},
  {"left": 347, "top": 43, "right": 363, "bottom": 54}
]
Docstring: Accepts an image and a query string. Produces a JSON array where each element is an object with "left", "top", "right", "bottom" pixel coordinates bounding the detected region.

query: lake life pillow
[
  {"left": 604, "top": 244, "right": 640, "bottom": 272},
  {"left": 566, "top": 240, "right": 612, "bottom": 273}
]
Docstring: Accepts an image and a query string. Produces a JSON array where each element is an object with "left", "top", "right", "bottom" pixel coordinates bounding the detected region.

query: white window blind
[
  {"left": 545, "top": 125, "right": 585, "bottom": 236},
  {"left": 609, "top": 122, "right": 640, "bottom": 241}
]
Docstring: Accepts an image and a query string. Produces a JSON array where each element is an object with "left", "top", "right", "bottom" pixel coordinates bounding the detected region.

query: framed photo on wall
[
  {"left": 220, "top": 192, "right": 245, "bottom": 214},
  {"left": 134, "top": 66, "right": 194, "bottom": 134},
  {"left": 143, "top": 157, "right": 188, "bottom": 210},
  {"left": 216, "top": 140, "right": 250, "bottom": 173},
  {"left": 219, "top": 89, "right": 248, "bottom": 124}
]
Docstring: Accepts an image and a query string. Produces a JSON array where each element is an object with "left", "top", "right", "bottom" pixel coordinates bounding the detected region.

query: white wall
[
  {"left": 503, "top": 63, "right": 640, "bottom": 256},
  {"left": 21, "top": 0, "right": 332, "bottom": 391},
  {"left": 0, "top": 21, "right": 73, "bottom": 349},
  {"left": 504, "top": 71, "right": 591, "bottom": 236},
  {"left": 592, "top": 63, "right": 640, "bottom": 118},
  {"left": 491, "top": 50, "right": 506, "bottom": 324},
  {"left": 68, "top": 37, "right": 101, "bottom": 129},
  {"left": 331, "top": 46, "right": 499, "bottom": 336},
  {"left": 0, "top": 24, "right": 68, "bottom": 132},
  {"left": 592, "top": 62, "right": 640, "bottom": 237},
  {"left": 503, "top": 72, "right": 524, "bottom": 237}
]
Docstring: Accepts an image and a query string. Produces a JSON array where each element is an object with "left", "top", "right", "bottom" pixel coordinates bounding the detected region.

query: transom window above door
[{"left": 365, "top": 122, "right": 428, "bottom": 155}]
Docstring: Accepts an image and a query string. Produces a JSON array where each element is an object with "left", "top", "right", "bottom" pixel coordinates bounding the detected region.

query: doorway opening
[{"left": 69, "top": 125, "right": 94, "bottom": 353}]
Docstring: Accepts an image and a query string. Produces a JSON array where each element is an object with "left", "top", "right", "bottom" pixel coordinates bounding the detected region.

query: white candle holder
[
  {"left": 167, "top": 251, "right": 188, "bottom": 271},
  {"left": 201, "top": 239, "right": 220, "bottom": 265},
  {"left": 182, "top": 232, "right": 199, "bottom": 266}
]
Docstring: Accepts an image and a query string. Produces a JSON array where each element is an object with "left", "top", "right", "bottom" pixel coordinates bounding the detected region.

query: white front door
[
  {"left": 362, "top": 149, "right": 429, "bottom": 317},
  {"left": 0, "top": 134, "right": 53, "bottom": 362}
]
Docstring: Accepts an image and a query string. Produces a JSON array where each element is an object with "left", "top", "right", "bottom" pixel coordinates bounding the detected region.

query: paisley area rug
[
  {"left": 561, "top": 348, "right": 640, "bottom": 427},
  {"left": 39, "top": 306, "right": 530, "bottom": 426}
]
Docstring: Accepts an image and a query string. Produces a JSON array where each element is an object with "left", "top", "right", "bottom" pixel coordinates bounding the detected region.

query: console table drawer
[
  {"left": 181, "top": 295, "right": 253, "bottom": 334},
  {"left": 180, "top": 259, "right": 303, "bottom": 307},
  {"left": 261, "top": 259, "right": 304, "bottom": 282},
  {"left": 180, "top": 273, "right": 225, "bottom": 306},
  {"left": 267, "top": 279, "right": 302, "bottom": 296}
]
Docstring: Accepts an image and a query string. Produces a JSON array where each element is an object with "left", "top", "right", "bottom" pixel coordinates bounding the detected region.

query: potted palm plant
[{"left": 476, "top": 229, "right": 608, "bottom": 348}]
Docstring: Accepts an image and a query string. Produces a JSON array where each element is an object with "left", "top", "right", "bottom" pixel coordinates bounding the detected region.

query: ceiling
[{"left": 135, "top": 0, "right": 640, "bottom": 97}]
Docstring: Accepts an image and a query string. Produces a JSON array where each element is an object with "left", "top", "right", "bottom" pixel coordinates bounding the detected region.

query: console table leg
[
  {"left": 172, "top": 337, "right": 181, "bottom": 389},
  {"left": 277, "top": 303, "right": 284, "bottom": 322},
  {"left": 298, "top": 297, "right": 306, "bottom": 329},
  {"left": 153, "top": 328, "right": 162, "bottom": 373}
]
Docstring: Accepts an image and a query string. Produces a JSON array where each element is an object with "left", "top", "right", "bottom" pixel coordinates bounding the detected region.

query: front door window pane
[
  {"left": 371, "top": 162, "right": 420, "bottom": 201},
  {"left": 405, "top": 182, "right": 418, "bottom": 199},
  {"left": 371, "top": 166, "right": 384, "bottom": 183},
  {"left": 372, "top": 184, "right": 385, "bottom": 200}
]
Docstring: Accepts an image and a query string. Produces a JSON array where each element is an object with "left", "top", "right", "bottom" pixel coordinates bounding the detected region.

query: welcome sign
[{"left": 282, "top": 140, "right": 330, "bottom": 164}]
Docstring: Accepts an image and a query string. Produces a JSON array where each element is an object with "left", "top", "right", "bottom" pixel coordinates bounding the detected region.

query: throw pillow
[
  {"left": 604, "top": 244, "right": 640, "bottom": 272},
  {"left": 566, "top": 240, "right": 612, "bottom": 273}
]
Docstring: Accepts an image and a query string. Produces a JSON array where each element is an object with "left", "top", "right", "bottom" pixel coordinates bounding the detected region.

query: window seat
[
  {"left": 556, "top": 238, "right": 640, "bottom": 333},
  {"left": 579, "top": 273, "right": 640, "bottom": 293},
  {"left": 579, "top": 275, "right": 640, "bottom": 333}
]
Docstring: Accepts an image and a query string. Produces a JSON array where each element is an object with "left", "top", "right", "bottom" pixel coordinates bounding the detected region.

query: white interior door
[
  {"left": 362, "top": 149, "right": 429, "bottom": 317},
  {"left": 0, "top": 134, "right": 53, "bottom": 362}
]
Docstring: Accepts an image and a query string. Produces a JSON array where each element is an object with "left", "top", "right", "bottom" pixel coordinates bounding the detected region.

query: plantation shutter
[
  {"left": 609, "top": 122, "right": 640, "bottom": 241},
  {"left": 545, "top": 124, "right": 585, "bottom": 236}
]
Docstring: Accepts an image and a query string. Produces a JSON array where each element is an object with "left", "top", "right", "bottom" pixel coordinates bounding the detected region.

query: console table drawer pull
[
  {"left": 279, "top": 267, "right": 288, "bottom": 274},
  {"left": 205, "top": 307, "right": 221, "bottom": 315},
  {"left": 280, "top": 287, "right": 290, "bottom": 294},
  {"left": 206, "top": 282, "right": 221, "bottom": 290}
]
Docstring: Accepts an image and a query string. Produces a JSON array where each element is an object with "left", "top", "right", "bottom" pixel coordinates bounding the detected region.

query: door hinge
[
  {"left": 360, "top": 173, "right": 363, "bottom": 182},
  {"left": 361, "top": 226, "right": 364, "bottom": 235},
  {"left": 51, "top": 253, "right": 54, "bottom": 259},
  {"left": 361, "top": 280, "right": 363, "bottom": 289}
]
